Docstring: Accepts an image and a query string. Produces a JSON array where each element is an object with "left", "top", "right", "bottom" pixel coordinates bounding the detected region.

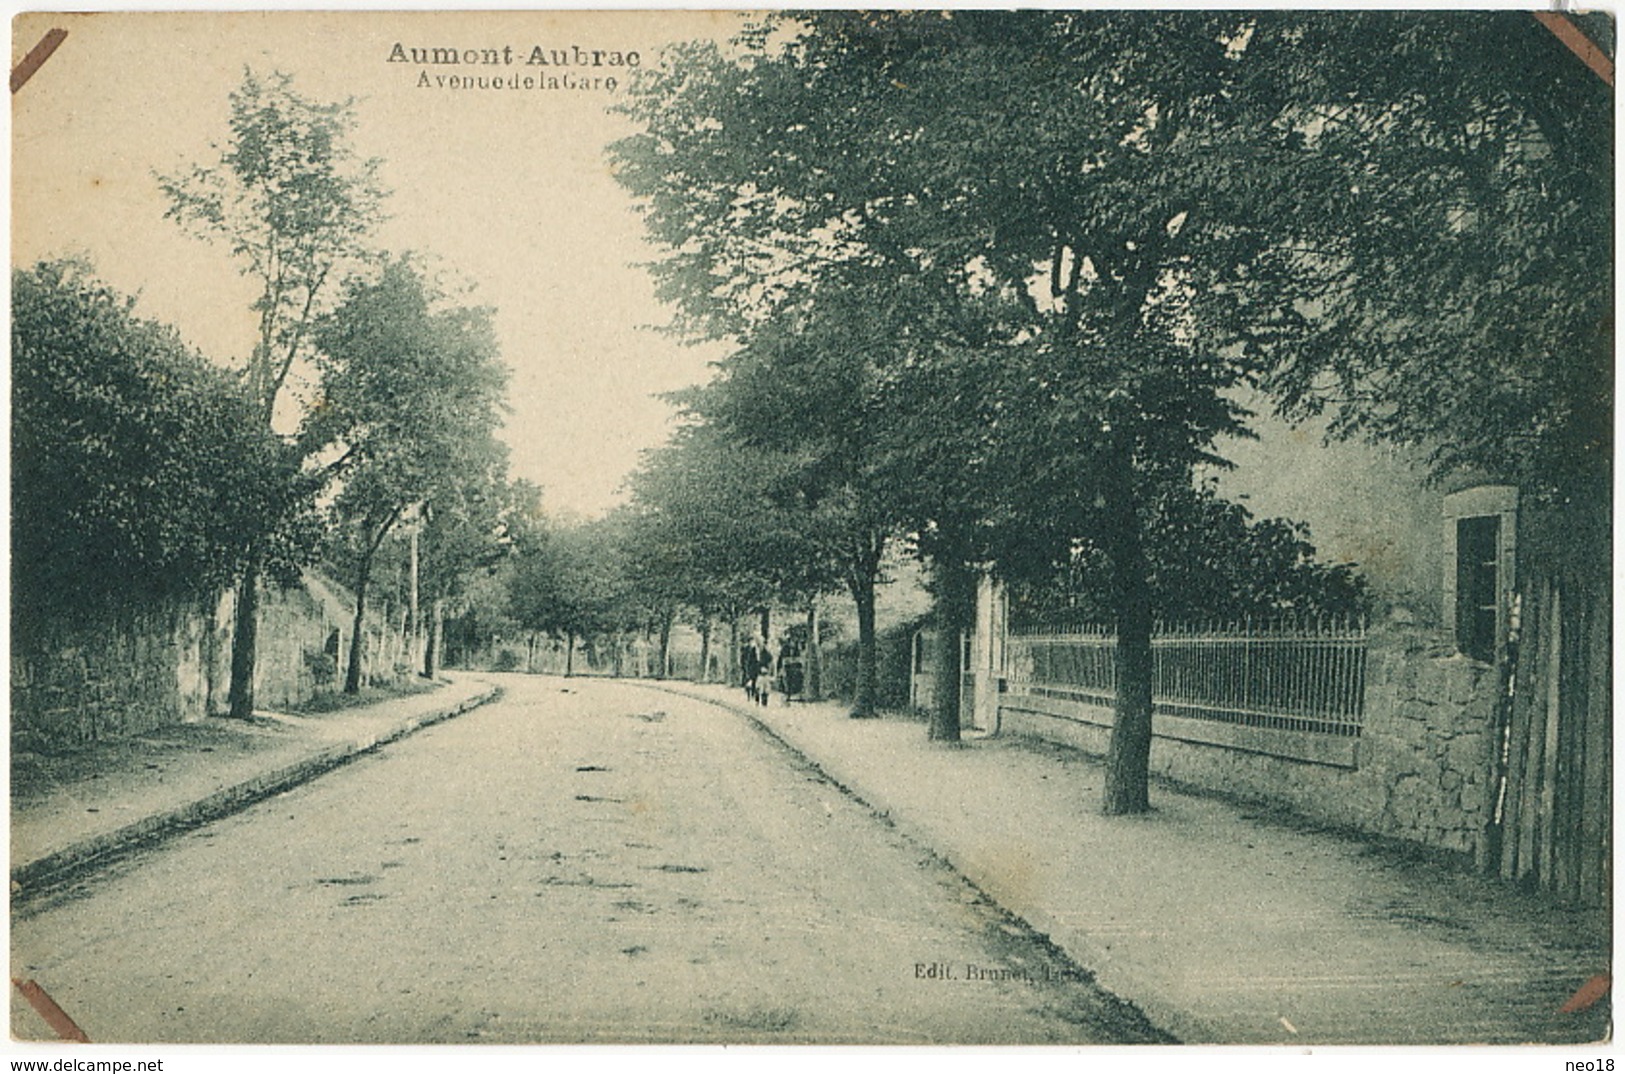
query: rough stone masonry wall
[
  {"left": 250, "top": 580, "right": 346, "bottom": 710},
  {"left": 998, "top": 620, "right": 1499, "bottom": 860},
  {"left": 12, "top": 597, "right": 218, "bottom": 751},
  {"left": 12, "top": 575, "right": 367, "bottom": 752},
  {"left": 1354, "top": 620, "right": 1498, "bottom": 857}
]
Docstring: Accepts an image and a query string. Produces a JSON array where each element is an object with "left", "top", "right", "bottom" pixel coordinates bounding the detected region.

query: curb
[
  {"left": 11, "top": 682, "right": 500, "bottom": 903},
  {"left": 634, "top": 680, "right": 1181, "bottom": 1044}
]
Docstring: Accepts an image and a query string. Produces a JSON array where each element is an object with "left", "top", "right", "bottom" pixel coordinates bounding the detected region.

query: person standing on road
[
  {"left": 752, "top": 640, "right": 774, "bottom": 706},
  {"left": 778, "top": 638, "right": 803, "bottom": 701},
  {"left": 742, "top": 637, "right": 764, "bottom": 703}
]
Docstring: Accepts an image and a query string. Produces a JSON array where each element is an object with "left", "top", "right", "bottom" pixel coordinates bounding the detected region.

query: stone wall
[
  {"left": 12, "top": 596, "right": 222, "bottom": 751},
  {"left": 998, "top": 619, "right": 1498, "bottom": 860},
  {"left": 1356, "top": 621, "right": 1497, "bottom": 856},
  {"left": 12, "top": 572, "right": 389, "bottom": 752}
]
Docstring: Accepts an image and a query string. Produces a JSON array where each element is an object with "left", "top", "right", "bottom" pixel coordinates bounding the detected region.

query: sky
[{"left": 10, "top": 9, "right": 741, "bottom": 518}]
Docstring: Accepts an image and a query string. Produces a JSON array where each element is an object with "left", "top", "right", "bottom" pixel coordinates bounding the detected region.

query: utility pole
[{"left": 409, "top": 525, "right": 420, "bottom": 669}]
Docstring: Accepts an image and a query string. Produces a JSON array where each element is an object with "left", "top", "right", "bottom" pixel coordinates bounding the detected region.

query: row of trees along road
[
  {"left": 610, "top": 11, "right": 1610, "bottom": 814},
  {"left": 14, "top": 70, "right": 522, "bottom": 714},
  {"left": 159, "top": 73, "right": 517, "bottom": 704}
]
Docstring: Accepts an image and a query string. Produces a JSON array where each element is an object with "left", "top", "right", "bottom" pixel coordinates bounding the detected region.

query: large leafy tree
[
  {"left": 312, "top": 259, "right": 508, "bottom": 693},
  {"left": 1251, "top": 12, "right": 1611, "bottom": 533},
  {"left": 617, "top": 12, "right": 1322, "bottom": 803},
  {"left": 12, "top": 261, "right": 305, "bottom": 634},
  {"left": 159, "top": 68, "right": 386, "bottom": 717}
]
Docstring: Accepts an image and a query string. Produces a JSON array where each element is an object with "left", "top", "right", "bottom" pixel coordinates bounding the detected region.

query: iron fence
[{"left": 1006, "top": 620, "right": 1368, "bottom": 736}]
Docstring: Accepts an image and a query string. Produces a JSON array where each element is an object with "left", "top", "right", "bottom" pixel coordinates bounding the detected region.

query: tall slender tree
[{"left": 159, "top": 69, "right": 386, "bottom": 717}]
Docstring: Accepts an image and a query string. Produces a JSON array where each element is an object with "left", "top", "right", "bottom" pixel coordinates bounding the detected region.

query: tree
[
  {"left": 1247, "top": 12, "right": 1610, "bottom": 513},
  {"left": 623, "top": 421, "right": 843, "bottom": 685},
  {"left": 616, "top": 31, "right": 1010, "bottom": 724},
  {"left": 507, "top": 514, "right": 641, "bottom": 676},
  {"left": 618, "top": 12, "right": 1328, "bottom": 795},
  {"left": 312, "top": 259, "right": 508, "bottom": 693},
  {"left": 416, "top": 477, "right": 538, "bottom": 678},
  {"left": 11, "top": 260, "right": 305, "bottom": 635},
  {"left": 159, "top": 68, "right": 386, "bottom": 717},
  {"left": 1004, "top": 479, "right": 1370, "bottom": 627},
  {"left": 679, "top": 291, "right": 917, "bottom": 716}
]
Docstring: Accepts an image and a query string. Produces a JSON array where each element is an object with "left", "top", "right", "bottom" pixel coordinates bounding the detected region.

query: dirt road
[{"left": 12, "top": 675, "right": 1164, "bottom": 1044}]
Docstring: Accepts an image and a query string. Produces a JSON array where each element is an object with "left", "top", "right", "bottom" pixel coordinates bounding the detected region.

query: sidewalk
[
  {"left": 651, "top": 680, "right": 1611, "bottom": 1046},
  {"left": 11, "top": 674, "right": 497, "bottom": 899}
]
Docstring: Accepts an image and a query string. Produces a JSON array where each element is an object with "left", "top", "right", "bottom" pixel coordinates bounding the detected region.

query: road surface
[{"left": 12, "top": 675, "right": 1163, "bottom": 1044}]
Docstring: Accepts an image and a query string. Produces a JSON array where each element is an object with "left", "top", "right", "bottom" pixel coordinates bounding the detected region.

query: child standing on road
[{"left": 752, "top": 644, "right": 773, "bottom": 706}]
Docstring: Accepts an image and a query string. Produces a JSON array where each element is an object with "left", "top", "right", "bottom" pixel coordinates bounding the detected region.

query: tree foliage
[
  {"left": 159, "top": 69, "right": 387, "bottom": 424},
  {"left": 1006, "top": 481, "right": 1371, "bottom": 627},
  {"left": 507, "top": 513, "right": 642, "bottom": 659},
  {"left": 611, "top": 10, "right": 1605, "bottom": 809},
  {"left": 616, "top": 11, "right": 1335, "bottom": 779},
  {"left": 623, "top": 423, "right": 840, "bottom": 621},
  {"left": 1249, "top": 12, "right": 1611, "bottom": 509},
  {"left": 312, "top": 258, "right": 509, "bottom": 691},
  {"left": 12, "top": 261, "right": 306, "bottom": 632},
  {"left": 160, "top": 67, "right": 388, "bottom": 716}
]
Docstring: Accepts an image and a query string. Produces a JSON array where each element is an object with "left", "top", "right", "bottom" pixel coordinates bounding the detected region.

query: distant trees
[
  {"left": 506, "top": 514, "right": 641, "bottom": 676},
  {"left": 160, "top": 68, "right": 388, "bottom": 717},
  {"left": 493, "top": 425, "right": 848, "bottom": 688},
  {"left": 622, "top": 422, "right": 843, "bottom": 686},
  {"left": 414, "top": 477, "right": 538, "bottom": 679}
]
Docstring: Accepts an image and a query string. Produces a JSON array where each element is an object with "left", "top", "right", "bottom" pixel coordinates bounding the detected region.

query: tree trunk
[
  {"left": 658, "top": 612, "right": 673, "bottom": 679},
  {"left": 1102, "top": 476, "right": 1155, "bottom": 815},
  {"left": 421, "top": 597, "right": 442, "bottom": 678},
  {"left": 928, "top": 560, "right": 974, "bottom": 743},
  {"left": 344, "top": 570, "right": 370, "bottom": 694},
  {"left": 228, "top": 567, "right": 260, "bottom": 719},
  {"left": 805, "top": 604, "right": 822, "bottom": 701},
  {"left": 728, "top": 616, "right": 741, "bottom": 687},
  {"left": 393, "top": 601, "right": 409, "bottom": 676},
  {"left": 344, "top": 511, "right": 402, "bottom": 696},
  {"left": 698, "top": 618, "right": 712, "bottom": 683},
  {"left": 851, "top": 579, "right": 879, "bottom": 718},
  {"left": 565, "top": 630, "right": 576, "bottom": 677},
  {"left": 759, "top": 607, "right": 771, "bottom": 648},
  {"left": 846, "top": 530, "right": 885, "bottom": 716}
]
